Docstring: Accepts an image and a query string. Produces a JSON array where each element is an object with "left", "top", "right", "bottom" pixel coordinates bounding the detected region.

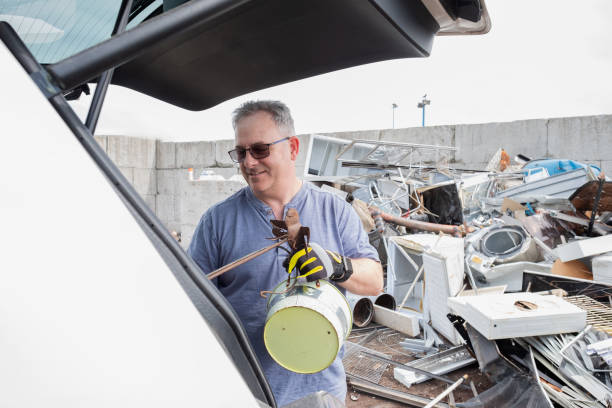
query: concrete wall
[
  {"left": 95, "top": 135, "right": 243, "bottom": 249},
  {"left": 98, "top": 114, "right": 612, "bottom": 249},
  {"left": 318, "top": 114, "right": 612, "bottom": 175},
  {"left": 94, "top": 135, "right": 157, "bottom": 212},
  {"left": 155, "top": 140, "right": 243, "bottom": 247}
]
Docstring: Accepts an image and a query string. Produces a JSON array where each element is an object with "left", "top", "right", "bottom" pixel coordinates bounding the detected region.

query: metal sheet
[
  {"left": 494, "top": 168, "right": 593, "bottom": 201},
  {"left": 394, "top": 346, "right": 475, "bottom": 386}
]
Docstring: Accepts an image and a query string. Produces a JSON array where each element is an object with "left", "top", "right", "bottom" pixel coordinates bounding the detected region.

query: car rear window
[{"left": 0, "top": 0, "right": 161, "bottom": 64}]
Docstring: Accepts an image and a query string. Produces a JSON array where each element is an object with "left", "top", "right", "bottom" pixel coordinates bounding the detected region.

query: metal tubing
[
  {"left": 207, "top": 239, "right": 288, "bottom": 280},
  {"left": 348, "top": 296, "right": 374, "bottom": 328},
  {"left": 85, "top": 0, "right": 133, "bottom": 133},
  {"left": 423, "top": 375, "right": 468, "bottom": 408},
  {"left": 374, "top": 293, "right": 396, "bottom": 310},
  {"left": 347, "top": 375, "right": 449, "bottom": 408},
  {"left": 370, "top": 206, "right": 463, "bottom": 237},
  {"left": 559, "top": 325, "right": 592, "bottom": 355}
]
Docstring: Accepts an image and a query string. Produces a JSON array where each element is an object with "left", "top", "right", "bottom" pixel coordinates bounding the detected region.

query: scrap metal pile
[{"left": 307, "top": 136, "right": 612, "bottom": 407}]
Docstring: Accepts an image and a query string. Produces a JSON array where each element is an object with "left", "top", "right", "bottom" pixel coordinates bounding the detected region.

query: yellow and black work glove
[{"left": 285, "top": 242, "right": 353, "bottom": 283}]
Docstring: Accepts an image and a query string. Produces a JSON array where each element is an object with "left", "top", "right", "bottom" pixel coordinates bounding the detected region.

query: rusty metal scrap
[
  {"left": 207, "top": 208, "right": 307, "bottom": 280},
  {"left": 369, "top": 205, "right": 470, "bottom": 237}
]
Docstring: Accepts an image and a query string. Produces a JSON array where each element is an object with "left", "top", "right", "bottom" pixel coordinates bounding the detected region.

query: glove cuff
[{"left": 330, "top": 257, "right": 353, "bottom": 283}]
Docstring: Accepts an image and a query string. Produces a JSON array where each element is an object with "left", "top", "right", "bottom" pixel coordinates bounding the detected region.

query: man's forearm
[{"left": 338, "top": 258, "right": 383, "bottom": 296}]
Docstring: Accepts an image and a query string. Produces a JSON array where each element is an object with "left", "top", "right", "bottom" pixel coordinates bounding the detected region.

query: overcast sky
[{"left": 69, "top": 0, "right": 612, "bottom": 142}]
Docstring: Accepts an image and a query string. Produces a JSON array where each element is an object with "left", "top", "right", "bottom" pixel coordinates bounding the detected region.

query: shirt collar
[{"left": 244, "top": 180, "right": 311, "bottom": 215}]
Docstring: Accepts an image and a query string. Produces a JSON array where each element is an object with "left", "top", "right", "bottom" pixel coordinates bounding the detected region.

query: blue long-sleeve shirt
[{"left": 188, "top": 182, "right": 379, "bottom": 407}]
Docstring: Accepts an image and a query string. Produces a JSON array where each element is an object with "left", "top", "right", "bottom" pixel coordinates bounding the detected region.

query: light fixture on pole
[
  {"left": 417, "top": 94, "right": 430, "bottom": 127},
  {"left": 392, "top": 103, "right": 398, "bottom": 128}
]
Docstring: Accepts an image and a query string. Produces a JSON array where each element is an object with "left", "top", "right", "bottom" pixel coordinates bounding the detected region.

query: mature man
[{"left": 188, "top": 100, "right": 382, "bottom": 406}]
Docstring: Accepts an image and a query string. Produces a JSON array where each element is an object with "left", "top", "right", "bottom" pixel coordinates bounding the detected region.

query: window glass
[
  {"left": 0, "top": 0, "right": 123, "bottom": 63},
  {"left": 126, "top": 0, "right": 162, "bottom": 30}
]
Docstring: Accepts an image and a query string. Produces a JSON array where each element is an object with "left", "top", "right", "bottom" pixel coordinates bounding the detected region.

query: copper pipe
[
  {"left": 207, "top": 238, "right": 288, "bottom": 280},
  {"left": 369, "top": 206, "right": 464, "bottom": 237}
]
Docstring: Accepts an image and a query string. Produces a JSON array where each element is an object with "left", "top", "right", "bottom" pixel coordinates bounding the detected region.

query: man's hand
[{"left": 285, "top": 242, "right": 353, "bottom": 282}]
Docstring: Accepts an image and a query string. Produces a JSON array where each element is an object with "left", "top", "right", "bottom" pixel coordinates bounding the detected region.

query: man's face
[{"left": 234, "top": 111, "right": 297, "bottom": 197}]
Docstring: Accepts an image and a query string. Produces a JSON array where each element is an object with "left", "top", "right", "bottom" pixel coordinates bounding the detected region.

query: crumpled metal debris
[{"left": 318, "top": 143, "right": 612, "bottom": 406}]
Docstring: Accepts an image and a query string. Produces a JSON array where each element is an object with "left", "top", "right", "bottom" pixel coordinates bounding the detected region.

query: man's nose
[{"left": 242, "top": 149, "right": 259, "bottom": 166}]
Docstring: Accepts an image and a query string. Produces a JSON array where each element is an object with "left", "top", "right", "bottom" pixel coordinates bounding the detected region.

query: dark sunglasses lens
[
  {"left": 250, "top": 144, "right": 270, "bottom": 159},
  {"left": 228, "top": 148, "right": 246, "bottom": 162}
]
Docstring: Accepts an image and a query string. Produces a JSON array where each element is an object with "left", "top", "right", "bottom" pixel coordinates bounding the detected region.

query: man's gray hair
[{"left": 232, "top": 100, "right": 295, "bottom": 136}]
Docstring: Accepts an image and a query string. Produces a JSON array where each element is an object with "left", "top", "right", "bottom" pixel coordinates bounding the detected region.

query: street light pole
[
  {"left": 392, "top": 103, "right": 398, "bottom": 128},
  {"left": 417, "top": 94, "right": 430, "bottom": 127}
]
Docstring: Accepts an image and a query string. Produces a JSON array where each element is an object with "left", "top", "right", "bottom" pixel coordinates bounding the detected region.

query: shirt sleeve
[
  {"left": 187, "top": 210, "right": 221, "bottom": 287},
  {"left": 337, "top": 199, "right": 380, "bottom": 262}
]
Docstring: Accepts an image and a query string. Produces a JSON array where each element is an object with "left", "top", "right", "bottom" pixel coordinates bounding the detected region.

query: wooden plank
[{"left": 373, "top": 304, "right": 420, "bottom": 337}]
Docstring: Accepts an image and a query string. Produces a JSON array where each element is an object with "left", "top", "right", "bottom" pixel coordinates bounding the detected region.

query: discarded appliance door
[
  {"left": 478, "top": 225, "right": 540, "bottom": 264},
  {"left": 264, "top": 279, "right": 352, "bottom": 374}
]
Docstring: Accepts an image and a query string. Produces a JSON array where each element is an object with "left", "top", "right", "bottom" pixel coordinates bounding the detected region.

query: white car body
[{"left": 0, "top": 42, "right": 259, "bottom": 407}]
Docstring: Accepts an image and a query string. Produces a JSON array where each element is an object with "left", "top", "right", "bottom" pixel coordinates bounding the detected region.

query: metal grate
[
  {"left": 342, "top": 342, "right": 390, "bottom": 384},
  {"left": 565, "top": 295, "right": 612, "bottom": 335}
]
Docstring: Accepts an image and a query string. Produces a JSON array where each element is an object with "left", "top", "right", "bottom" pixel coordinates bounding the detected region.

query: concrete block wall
[
  {"left": 154, "top": 139, "right": 242, "bottom": 248},
  {"left": 94, "top": 135, "right": 242, "bottom": 249},
  {"left": 454, "top": 119, "right": 548, "bottom": 169},
  {"left": 318, "top": 114, "right": 612, "bottom": 174},
  {"left": 94, "top": 135, "right": 157, "bottom": 211},
  {"left": 97, "top": 114, "right": 612, "bottom": 250},
  {"left": 546, "top": 116, "right": 612, "bottom": 174}
]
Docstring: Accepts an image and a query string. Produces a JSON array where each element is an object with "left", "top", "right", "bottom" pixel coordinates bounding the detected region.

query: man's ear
[{"left": 289, "top": 136, "right": 300, "bottom": 160}]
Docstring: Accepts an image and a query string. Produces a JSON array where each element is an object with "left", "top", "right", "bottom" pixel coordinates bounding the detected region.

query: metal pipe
[
  {"left": 207, "top": 238, "right": 288, "bottom": 280},
  {"left": 423, "top": 375, "right": 468, "bottom": 408},
  {"left": 347, "top": 375, "right": 449, "bottom": 408},
  {"left": 347, "top": 295, "right": 374, "bottom": 327},
  {"left": 374, "top": 293, "right": 396, "bottom": 310},
  {"left": 559, "top": 325, "right": 591, "bottom": 355},
  {"left": 369, "top": 206, "right": 464, "bottom": 237}
]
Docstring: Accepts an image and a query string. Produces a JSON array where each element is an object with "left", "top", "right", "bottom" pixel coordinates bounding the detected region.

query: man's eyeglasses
[{"left": 228, "top": 137, "right": 291, "bottom": 163}]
